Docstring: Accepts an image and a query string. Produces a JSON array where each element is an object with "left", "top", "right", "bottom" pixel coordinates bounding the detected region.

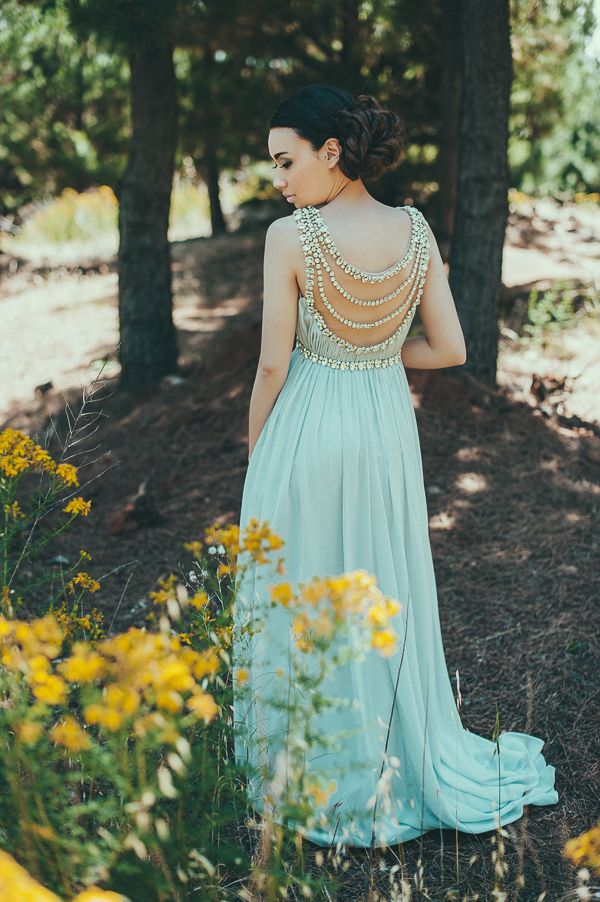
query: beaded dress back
[{"left": 292, "top": 204, "right": 431, "bottom": 370}]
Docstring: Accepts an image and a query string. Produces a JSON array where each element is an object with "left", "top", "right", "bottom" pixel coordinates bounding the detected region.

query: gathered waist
[{"left": 294, "top": 338, "right": 404, "bottom": 371}]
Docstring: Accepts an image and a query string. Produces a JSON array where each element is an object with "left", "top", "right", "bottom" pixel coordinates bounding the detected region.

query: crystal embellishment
[
  {"left": 295, "top": 339, "right": 404, "bottom": 370},
  {"left": 292, "top": 203, "right": 431, "bottom": 367}
]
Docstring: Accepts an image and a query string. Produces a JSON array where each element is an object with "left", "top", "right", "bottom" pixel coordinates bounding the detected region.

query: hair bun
[{"left": 334, "top": 94, "right": 405, "bottom": 182}]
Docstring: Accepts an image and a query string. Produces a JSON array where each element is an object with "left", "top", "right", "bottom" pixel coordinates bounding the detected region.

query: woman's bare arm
[
  {"left": 401, "top": 220, "right": 467, "bottom": 369},
  {"left": 248, "top": 217, "right": 299, "bottom": 460}
]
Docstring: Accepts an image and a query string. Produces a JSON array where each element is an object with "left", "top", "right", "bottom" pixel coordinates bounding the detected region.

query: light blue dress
[{"left": 232, "top": 203, "right": 559, "bottom": 849}]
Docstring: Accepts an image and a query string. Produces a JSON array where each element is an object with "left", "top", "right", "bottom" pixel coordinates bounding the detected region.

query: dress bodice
[{"left": 292, "top": 203, "right": 431, "bottom": 371}]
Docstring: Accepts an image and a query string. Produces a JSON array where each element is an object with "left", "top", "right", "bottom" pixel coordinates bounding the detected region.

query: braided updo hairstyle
[{"left": 269, "top": 84, "right": 405, "bottom": 183}]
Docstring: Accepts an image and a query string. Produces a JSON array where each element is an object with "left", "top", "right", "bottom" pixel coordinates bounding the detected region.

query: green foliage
[
  {"left": 0, "top": 0, "right": 129, "bottom": 214},
  {"left": 15, "top": 185, "right": 118, "bottom": 244},
  {"left": 524, "top": 280, "right": 600, "bottom": 338},
  {"left": 2, "top": 179, "right": 229, "bottom": 256},
  {"left": 61, "top": 0, "right": 180, "bottom": 49},
  {"left": 1, "top": 0, "right": 599, "bottom": 220},
  {"left": 509, "top": 0, "right": 600, "bottom": 196}
]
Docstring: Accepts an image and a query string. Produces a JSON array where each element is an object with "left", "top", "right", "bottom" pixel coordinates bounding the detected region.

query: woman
[{"left": 232, "top": 83, "right": 558, "bottom": 849}]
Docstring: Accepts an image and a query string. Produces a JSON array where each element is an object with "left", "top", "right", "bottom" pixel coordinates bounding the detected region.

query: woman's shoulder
[
  {"left": 263, "top": 214, "right": 306, "bottom": 270},
  {"left": 265, "top": 213, "right": 299, "bottom": 243}
]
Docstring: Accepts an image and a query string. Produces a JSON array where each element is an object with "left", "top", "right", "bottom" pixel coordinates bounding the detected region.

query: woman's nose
[{"left": 273, "top": 174, "right": 286, "bottom": 190}]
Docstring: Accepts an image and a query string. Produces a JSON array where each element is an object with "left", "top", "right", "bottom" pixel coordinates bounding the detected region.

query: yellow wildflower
[
  {"left": 204, "top": 522, "right": 240, "bottom": 557},
  {"left": 17, "top": 721, "right": 44, "bottom": 745},
  {"left": 235, "top": 668, "right": 249, "bottom": 684},
  {"left": 149, "top": 573, "right": 177, "bottom": 605},
  {"left": 313, "top": 609, "right": 334, "bottom": 638},
  {"left": 0, "top": 613, "right": 13, "bottom": 638},
  {"left": 371, "top": 629, "right": 398, "bottom": 658},
  {"left": 14, "top": 621, "right": 33, "bottom": 643},
  {"left": 0, "top": 455, "right": 29, "bottom": 477},
  {"left": 66, "top": 571, "right": 101, "bottom": 594},
  {"left": 53, "top": 602, "right": 104, "bottom": 643},
  {"left": 189, "top": 590, "right": 209, "bottom": 610},
  {"left": 63, "top": 497, "right": 92, "bottom": 517},
  {"left": 73, "top": 888, "right": 127, "bottom": 901},
  {"left": 31, "top": 674, "right": 68, "bottom": 705},
  {"left": 240, "top": 517, "right": 284, "bottom": 564},
  {"left": 28, "top": 654, "right": 51, "bottom": 673},
  {"left": 50, "top": 715, "right": 92, "bottom": 752},
  {"left": 104, "top": 684, "right": 140, "bottom": 715},
  {"left": 31, "top": 446, "right": 56, "bottom": 473},
  {"left": 269, "top": 581, "right": 295, "bottom": 607},
  {"left": 275, "top": 556, "right": 286, "bottom": 575},
  {"left": 216, "top": 624, "right": 232, "bottom": 647},
  {"left": 57, "top": 645, "right": 104, "bottom": 683},
  {"left": 155, "top": 690, "right": 184, "bottom": 712},
  {"left": 307, "top": 779, "right": 337, "bottom": 807},
  {"left": 30, "top": 613, "right": 65, "bottom": 650},
  {"left": 183, "top": 540, "right": 203, "bottom": 557},
  {"left": 366, "top": 602, "right": 390, "bottom": 628},
  {"left": 155, "top": 658, "right": 195, "bottom": 693},
  {"left": 300, "top": 578, "right": 329, "bottom": 607},
  {"left": 564, "top": 824, "right": 600, "bottom": 875},
  {"left": 1, "top": 646, "right": 23, "bottom": 671},
  {"left": 55, "top": 462, "right": 79, "bottom": 487},
  {"left": 326, "top": 575, "right": 353, "bottom": 596},
  {"left": 292, "top": 612, "right": 311, "bottom": 636},
  {"left": 188, "top": 646, "right": 220, "bottom": 679},
  {"left": 83, "top": 704, "right": 124, "bottom": 732},
  {"left": 0, "top": 848, "right": 62, "bottom": 900},
  {"left": 186, "top": 690, "right": 219, "bottom": 723},
  {"left": 4, "top": 500, "right": 25, "bottom": 520}
]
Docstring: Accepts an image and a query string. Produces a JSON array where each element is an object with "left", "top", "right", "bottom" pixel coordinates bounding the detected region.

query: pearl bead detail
[
  {"left": 299, "top": 206, "right": 419, "bottom": 282},
  {"left": 293, "top": 204, "right": 431, "bottom": 353},
  {"left": 301, "top": 205, "right": 424, "bottom": 311},
  {"left": 298, "top": 295, "right": 418, "bottom": 354},
  {"left": 295, "top": 339, "right": 404, "bottom": 369}
]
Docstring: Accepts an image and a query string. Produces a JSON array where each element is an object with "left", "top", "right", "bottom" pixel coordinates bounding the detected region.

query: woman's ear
[{"left": 324, "top": 138, "right": 341, "bottom": 163}]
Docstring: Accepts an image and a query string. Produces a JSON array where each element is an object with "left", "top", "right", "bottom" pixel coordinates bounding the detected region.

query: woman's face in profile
[{"left": 268, "top": 127, "right": 338, "bottom": 208}]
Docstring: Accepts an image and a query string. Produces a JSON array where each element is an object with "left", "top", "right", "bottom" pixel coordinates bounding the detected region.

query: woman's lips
[{"left": 285, "top": 195, "right": 295, "bottom": 202}]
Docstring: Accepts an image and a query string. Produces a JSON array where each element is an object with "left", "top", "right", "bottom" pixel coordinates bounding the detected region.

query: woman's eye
[{"left": 271, "top": 161, "right": 291, "bottom": 169}]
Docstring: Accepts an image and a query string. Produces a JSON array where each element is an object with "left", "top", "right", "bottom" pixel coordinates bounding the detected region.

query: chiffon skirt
[{"left": 232, "top": 346, "right": 559, "bottom": 848}]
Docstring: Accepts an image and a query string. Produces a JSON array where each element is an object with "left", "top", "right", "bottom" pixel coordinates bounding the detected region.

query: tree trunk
[
  {"left": 197, "top": 44, "right": 227, "bottom": 236},
  {"left": 449, "top": 0, "right": 513, "bottom": 387},
  {"left": 203, "top": 135, "right": 227, "bottom": 236},
  {"left": 339, "top": 0, "right": 363, "bottom": 90},
  {"left": 436, "top": 0, "right": 462, "bottom": 260},
  {"left": 117, "top": 33, "right": 178, "bottom": 390}
]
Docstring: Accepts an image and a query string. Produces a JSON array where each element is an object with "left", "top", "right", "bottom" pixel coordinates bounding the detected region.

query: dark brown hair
[{"left": 269, "top": 84, "right": 405, "bottom": 182}]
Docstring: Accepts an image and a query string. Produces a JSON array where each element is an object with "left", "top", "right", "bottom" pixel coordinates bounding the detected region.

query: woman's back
[{"left": 291, "top": 202, "right": 430, "bottom": 369}]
